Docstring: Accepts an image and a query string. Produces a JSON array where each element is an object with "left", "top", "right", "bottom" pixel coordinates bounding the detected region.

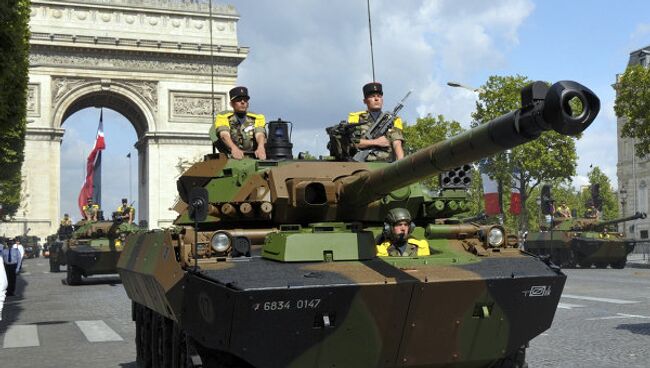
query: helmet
[
  {"left": 385, "top": 208, "right": 412, "bottom": 225},
  {"left": 384, "top": 208, "right": 414, "bottom": 240}
]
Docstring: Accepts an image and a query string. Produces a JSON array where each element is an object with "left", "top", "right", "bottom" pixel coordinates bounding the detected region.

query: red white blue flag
[
  {"left": 77, "top": 109, "right": 106, "bottom": 216},
  {"left": 480, "top": 160, "right": 501, "bottom": 216},
  {"left": 510, "top": 167, "right": 522, "bottom": 215}
]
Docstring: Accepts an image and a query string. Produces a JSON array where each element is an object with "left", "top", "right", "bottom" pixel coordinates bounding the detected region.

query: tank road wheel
[
  {"left": 134, "top": 304, "right": 144, "bottom": 367},
  {"left": 611, "top": 260, "right": 627, "bottom": 269},
  {"left": 594, "top": 262, "right": 608, "bottom": 269},
  {"left": 49, "top": 257, "right": 60, "bottom": 273},
  {"left": 492, "top": 345, "right": 528, "bottom": 368},
  {"left": 66, "top": 266, "right": 82, "bottom": 285},
  {"left": 151, "top": 313, "right": 163, "bottom": 368},
  {"left": 161, "top": 317, "right": 174, "bottom": 368},
  {"left": 141, "top": 308, "right": 153, "bottom": 368}
]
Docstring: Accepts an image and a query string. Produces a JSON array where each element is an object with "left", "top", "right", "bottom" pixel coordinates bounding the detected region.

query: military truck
[
  {"left": 118, "top": 80, "right": 599, "bottom": 368},
  {"left": 51, "top": 213, "right": 141, "bottom": 285}
]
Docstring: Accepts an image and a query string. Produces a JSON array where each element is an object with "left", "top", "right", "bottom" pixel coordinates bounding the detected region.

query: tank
[
  {"left": 525, "top": 211, "right": 647, "bottom": 269},
  {"left": 17, "top": 235, "right": 41, "bottom": 259},
  {"left": 118, "top": 80, "right": 600, "bottom": 368},
  {"left": 51, "top": 213, "right": 142, "bottom": 285}
]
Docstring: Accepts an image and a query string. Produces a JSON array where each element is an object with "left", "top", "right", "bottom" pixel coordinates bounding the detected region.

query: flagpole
[{"left": 128, "top": 152, "right": 132, "bottom": 201}]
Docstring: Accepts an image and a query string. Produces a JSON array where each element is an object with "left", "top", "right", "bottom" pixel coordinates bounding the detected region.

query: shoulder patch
[{"left": 348, "top": 111, "right": 366, "bottom": 124}]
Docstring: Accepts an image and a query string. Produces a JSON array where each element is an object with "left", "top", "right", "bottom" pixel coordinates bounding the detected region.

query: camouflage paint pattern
[{"left": 118, "top": 80, "right": 599, "bottom": 367}]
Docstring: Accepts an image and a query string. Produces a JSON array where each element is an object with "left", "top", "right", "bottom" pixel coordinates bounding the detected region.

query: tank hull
[
  {"left": 524, "top": 231, "right": 635, "bottom": 269},
  {"left": 120, "top": 235, "right": 565, "bottom": 368}
]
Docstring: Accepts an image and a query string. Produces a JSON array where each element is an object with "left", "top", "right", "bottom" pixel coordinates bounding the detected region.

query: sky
[{"left": 59, "top": 0, "right": 650, "bottom": 220}]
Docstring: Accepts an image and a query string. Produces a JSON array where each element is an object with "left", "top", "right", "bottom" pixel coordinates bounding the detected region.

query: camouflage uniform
[
  {"left": 214, "top": 112, "right": 266, "bottom": 152},
  {"left": 347, "top": 111, "right": 404, "bottom": 161},
  {"left": 376, "top": 238, "right": 430, "bottom": 257},
  {"left": 82, "top": 204, "right": 99, "bottom": 221},
  {"left": 117, "top": 204, "right": 135, "bottom": 220}
]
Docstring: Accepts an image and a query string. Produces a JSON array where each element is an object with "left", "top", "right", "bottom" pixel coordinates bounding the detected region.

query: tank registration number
[{"left": 253, "top": 299, "right": 321, "bottom": 312}]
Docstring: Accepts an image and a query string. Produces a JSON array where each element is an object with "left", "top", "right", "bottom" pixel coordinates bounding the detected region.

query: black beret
[
  {"left": 122, "top": 198, "right": 128, "bottom": 203},
  {"left": 363, "top": 82, "right": 383, "bottom": 98},
  {"left": 229, "top": 86, "right": 250, "bottom": 101}
]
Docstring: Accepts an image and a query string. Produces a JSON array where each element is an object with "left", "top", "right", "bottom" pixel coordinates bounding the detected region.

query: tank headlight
[
  {"left": 488, "top": 228, "right": 504, "bottom": 247},
  {"left": 211, "top": 232, "right": 231, "bottom": 253}
]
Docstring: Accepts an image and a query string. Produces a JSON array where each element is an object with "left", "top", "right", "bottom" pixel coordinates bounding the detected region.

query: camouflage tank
[
  {"left": 118, "top": 80, "right": 599, "bottom": 368},
  {"left": 51, "top": 213, "right": 142, "bottom": 285},
  {"left": 524, "top": 185, "right": 646, "bottom": 269}
]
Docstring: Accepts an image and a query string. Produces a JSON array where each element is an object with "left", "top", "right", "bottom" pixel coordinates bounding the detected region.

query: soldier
[
  {"left": 82, "top": 197, "right": 99, "bottom": 221},
  {"left": 555, "top": 202, "right": 571, "bottom": 218},
  {"left": 376, "top": 208, "right": 430, "bottom": 257},
  {"left": 347, "top": 82, "right": 405, "bottom": 161},
  {"left": 212, "top": 86, "right": 267, "bottom": 160},
  {"left": 117, "top": 198, "right": 135, "bottom": 224},
  {"left": 585, "top": 205, "right": 598, "bottom": 219},
  {"left": 60, "top": 213, "right": 73, "bottom": 226}
]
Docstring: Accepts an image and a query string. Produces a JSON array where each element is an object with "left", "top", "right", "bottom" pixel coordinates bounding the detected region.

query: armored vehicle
[
  {"left": 19, "top": 235, "right": 41, "bottom": 259},
  {"left": 51, "top": 213, "right": 141, "bottom": 285},
  {"left": 118, "top": 81, "right": 599, "bottom": 368},
  {"left": 525, "top": 210, "right": 646, "bottom": 269}
]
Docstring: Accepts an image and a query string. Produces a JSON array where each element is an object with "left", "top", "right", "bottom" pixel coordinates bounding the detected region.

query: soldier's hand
[
  {"left": 231, "top": 147, "right": 245, "bottom": 160},
  {"left": 373, "top": 136, "right": 391, "bottom": 148},
  {"left": 255, "top": 147, "right": 267, "bottom": 160}
]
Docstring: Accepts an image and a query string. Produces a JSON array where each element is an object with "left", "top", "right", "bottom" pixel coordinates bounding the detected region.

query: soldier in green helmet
[
  {"left": 376, "top": 208, "right": 430, "bottom": 257},
  {"left": 212, "top": 86, "right": 267, "bottom": 160}
]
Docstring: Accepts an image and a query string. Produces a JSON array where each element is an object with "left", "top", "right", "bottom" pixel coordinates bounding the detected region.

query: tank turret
[{"left": 119, "top": 80, "right": 600, "bottom": 368}]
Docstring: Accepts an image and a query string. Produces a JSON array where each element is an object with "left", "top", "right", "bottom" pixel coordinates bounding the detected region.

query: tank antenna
[
  {"left": 366, "top": 0, "right": 376, "bottom": 81},
  {"left": 209, "top": 0, "right": 216, "bottom": 135}
]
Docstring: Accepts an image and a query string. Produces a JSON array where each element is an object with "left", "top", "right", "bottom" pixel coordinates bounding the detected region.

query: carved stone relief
[
  {"left": 122, "top": 80, "right": 158, "bottom": 111},
  {"left": 170, "top": 91, "right": 225, "bottom": 122},
  {"left": 29, "top": 51, "right": 237, "bottom": 76},
  {"left": 27, "top": 84, "right": 41, "bottom": 117},
  {"left": 52, "top": 77, "right": 94, "bottom": 105}
]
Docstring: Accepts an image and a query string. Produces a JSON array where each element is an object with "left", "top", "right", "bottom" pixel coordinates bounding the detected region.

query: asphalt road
[{"left": 1, "top": 257, "right": 649, "bottom": 368}]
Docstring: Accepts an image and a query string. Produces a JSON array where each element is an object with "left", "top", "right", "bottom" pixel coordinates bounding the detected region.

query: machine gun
[{"left": 326, "top": 91, "right": 411, "bottom": 162}]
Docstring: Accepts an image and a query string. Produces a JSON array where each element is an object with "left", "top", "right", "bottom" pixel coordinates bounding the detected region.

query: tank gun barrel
[
  {"left": 337, "top": 81, "right": 600, "bottom": 206},
  {"left": 595, "top": 212, "right": 647, "bottom": 228}
]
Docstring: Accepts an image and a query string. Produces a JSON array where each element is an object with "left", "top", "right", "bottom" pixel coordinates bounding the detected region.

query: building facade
[{"left": 616, "top": 45, "right": 650, "bottom": 239}]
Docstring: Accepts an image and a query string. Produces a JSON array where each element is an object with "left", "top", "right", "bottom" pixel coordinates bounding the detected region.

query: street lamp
[
  {"left": 447, "top": 81, "right": 485, "bottom": 93},
  {"left": 619, "top": 186, "right": 628, "bottom": 234}
]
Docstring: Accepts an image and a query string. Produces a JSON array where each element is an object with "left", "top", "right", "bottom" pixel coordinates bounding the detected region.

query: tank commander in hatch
[
  {"left": 60, "top": 213, "right": 73, "bottom": 226},
  {"left": 82, "top": 197, "right": 99, "bottom": 222},
  {"left": 555, "top": 202, "right": 571, "bottom": 218},
  {"left": 117, "top": 198, "right": 135, "bottom": 224},
  {"left": 212, "top": 86, "right": 267, "bottom": 160},
  {"left": 376, "top": 208, "right": 430, "bottom": 257},
  {"left": 346, "top": 82, "right": 405, "bottom": 162}
]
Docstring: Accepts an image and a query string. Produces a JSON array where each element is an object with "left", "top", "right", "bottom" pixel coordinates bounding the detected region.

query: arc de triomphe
[{"left": 1, "top": 0, "right": 248, "bottom": 239}]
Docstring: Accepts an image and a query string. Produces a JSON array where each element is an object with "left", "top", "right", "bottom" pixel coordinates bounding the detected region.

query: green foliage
[
  {"left": 0, "top": 0, "right": 30, "bottom": 219},
  {"left": 614, "top": 64, "right": 650, "bottom": 157},
  {"left": 472, "top": 75, "right": 580, "bottom": 231},
  {"left": 580, "top": 166, "right": 619, "bottom": 220},
  {"left": 403, "top": 114, "right": 464, "bottom": 188}
]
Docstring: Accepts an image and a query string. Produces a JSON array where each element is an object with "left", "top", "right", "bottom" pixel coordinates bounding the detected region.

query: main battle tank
[
  {"left": 525, "top": 209, "right": 646, "bottom": 269},
  {"left": 118, "top": 80, "right": 599, "bottom": 368},
  {"left": 51, "top": 213, "right": 142, "bottom": 285}
]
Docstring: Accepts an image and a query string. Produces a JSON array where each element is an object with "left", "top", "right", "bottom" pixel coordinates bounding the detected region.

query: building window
[
  {"left": 639, "top": 180, "right": 648, "bottom": 213},
  {"left": 641, "top": 230, "right": 649, "bottom": 239},
  {"left": 640, "top": 57, "right": 647, "bottom": 67}
]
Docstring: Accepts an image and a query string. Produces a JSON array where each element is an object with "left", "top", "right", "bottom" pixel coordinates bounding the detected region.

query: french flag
[
  {"left": 510, "top": 167, "right": 522, "bottom": 215},
  {"left": 77, "top": 109, "right": 106, "bottom": 217},
  {"left": 480, "top": 160, "right": 501, "bottom": 216}
]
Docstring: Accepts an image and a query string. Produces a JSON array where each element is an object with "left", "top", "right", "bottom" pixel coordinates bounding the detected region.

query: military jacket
[
  {"left": 214, "top": 112, "right": 266, "bottom": 151},
  {"left": 347, "top": 110, "right": 404, "bottom": 161},
  {"left": 117, "top": 205, "right": 135, "bottom": 217},
  {"left": 376, "top": 238, "right": 430, "bottom": 257},
  {"left": 60, "top": 219, "right": 72, "bottom": 226},
  {"left": 82, "top": 204, "right": 99, "bottom": 219}
]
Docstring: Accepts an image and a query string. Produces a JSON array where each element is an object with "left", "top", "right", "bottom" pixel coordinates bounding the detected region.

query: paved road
[
  {"left": 1, "top": 257, "right": 649, "bottom": 367},
  {"left": 0, "top": 258, "right": 136, "bottom": 368}
]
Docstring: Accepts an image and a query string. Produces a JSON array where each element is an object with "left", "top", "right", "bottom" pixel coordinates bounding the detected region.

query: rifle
[{"left": 352, "top": 90, "right": 412, "bottom": 162}]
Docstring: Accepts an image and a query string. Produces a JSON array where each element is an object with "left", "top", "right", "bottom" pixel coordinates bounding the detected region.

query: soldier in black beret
[
  {"left": 211, "top": 86, "right": 267, "bottom": 160},
  {"left": 345, "top": 82, "right": 405, "bottom": 161}
]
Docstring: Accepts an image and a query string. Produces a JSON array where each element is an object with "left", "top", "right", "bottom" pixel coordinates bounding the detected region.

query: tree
[
  {"left": 579, "top": 166, "right": 619, "bottom": 221},
  {"left": 403, "top": 114, "right": 464, "bottom": 189},
  {"left": 0, "top": 0, "right": 30, "bottom": 220},
  {"left": 472, "top": 75, "right": 580, "bottom": 231},
  {"left": 614, "top": 64, "right": 650, "bottom": 157}
]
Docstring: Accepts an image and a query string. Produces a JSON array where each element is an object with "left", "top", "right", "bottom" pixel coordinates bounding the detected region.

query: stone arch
[{"left": 52, "top": 80, "right": 156, "bottom": 137}]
